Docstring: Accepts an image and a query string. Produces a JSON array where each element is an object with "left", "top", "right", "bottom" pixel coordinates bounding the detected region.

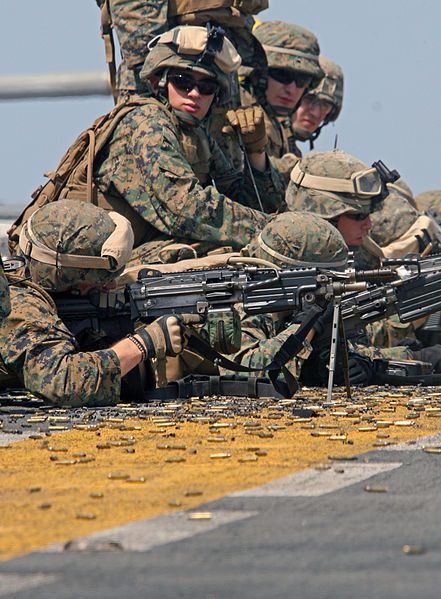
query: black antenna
[{"left": 333, "top": 134, "right": 338, "bottom": 149}]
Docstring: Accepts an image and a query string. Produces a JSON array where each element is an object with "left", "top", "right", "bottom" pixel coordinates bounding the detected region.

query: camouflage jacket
[
  {"left": 0, "top": 282, "right": 121, "bottom": 406},
  {"left": 221, "top": 308, "right": 311, "bottom": 382},
  {"left": 93, "top": 99, "right": 284, "bottom": 262}
]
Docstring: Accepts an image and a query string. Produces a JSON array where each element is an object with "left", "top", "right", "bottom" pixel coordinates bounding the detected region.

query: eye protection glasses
[
  {"left": 302, "top": 95, "right": 333, "bottom": 116},
  {"left": 268, "top": 68, "right": 312, "bottom": 88},
  {"left": 346, "top": 213, "right": 371, "bottom": 221},
  {"left": 167, "top": 73, "right": 219, "bottom": 96}
]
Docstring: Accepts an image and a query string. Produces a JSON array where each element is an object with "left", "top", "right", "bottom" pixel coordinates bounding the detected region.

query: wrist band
[
  {"left": 127, "top": 334, "right": 148, "bottom": 362},
  {"left": 135, "top": 327, "right": 156, "bottom": 359}
]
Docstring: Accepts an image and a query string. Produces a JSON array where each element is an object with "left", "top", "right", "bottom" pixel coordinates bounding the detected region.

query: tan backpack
[{"left": 8, "top": 97, "right": 164, "bottom": 255}]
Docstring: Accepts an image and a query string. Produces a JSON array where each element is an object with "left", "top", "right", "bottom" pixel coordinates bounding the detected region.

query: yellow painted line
[{"left": 2, "top": 388, "right": 441, "bottom": 561}]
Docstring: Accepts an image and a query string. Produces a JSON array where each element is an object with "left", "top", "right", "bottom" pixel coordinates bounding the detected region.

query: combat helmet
[
  {"left": 252, "top": 21, "right": 323, "bottom": 86},
  {"left": 415, "top": 190, "right": 441, "bottom": 213},
  {"left": 370, "top": 188, "right": 420, "bottom": 247},
  {"left": 293, "top": 55, "right": 344, "bottom": 145},
  {"left": 245, "top": 211, "right": 348, "bottom": 269},
  {"left": 140, "top": 24, "right": 242, "bottom": 103},
  {"left": 18, "top": 200, "right": 134, "bottom": 292},
  {"left": 286, "top": 150, "right": 388, "bottom": 220}
]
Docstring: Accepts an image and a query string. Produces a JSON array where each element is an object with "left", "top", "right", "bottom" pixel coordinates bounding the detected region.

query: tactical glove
[
  {"left": 135, "top": 314, "right": 202, "bottom": 359},
  {"left": 337, "top": 352, "right": 373, "bottom": 386},
  {"left": 223, "top": 106, "right": 267, "bottom": 153},
  {"left": 413, "top": 344, "right": 441, "bottom": 373}
]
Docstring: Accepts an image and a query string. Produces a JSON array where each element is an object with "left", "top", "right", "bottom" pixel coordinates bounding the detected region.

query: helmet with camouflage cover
[
  {"left": 18, "top": 200, "right": 134, "bottom": 292},
  {"left": 369, "top": 188, "right": 419, "bottom": 247},
  {"left": 415, "top": 190, "right": 441, "bottom": 213},
  {"left": 140, "top": 24, "right": 242, "bottom": 103},
  {"left": 307, "top": 55, "right": 343, "bottom": 124},
  {"left": 286, "top": 150, "right": 386, "bottom": 220},
  {"left": 388, "top": 177, "right": 415, "bottom": 207},
  {"left": 245, "top": 211, "right": 348, "bottom": 269},
  {"left": 252, "top": 21, "right": 323, "bottom": 85},
  {"left": 292, "top": 56, "right": 343, "bottom": 145}
]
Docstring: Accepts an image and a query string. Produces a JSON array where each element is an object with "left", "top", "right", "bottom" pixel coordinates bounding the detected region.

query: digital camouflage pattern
[
  {"left": 415, "top": 190, "right": 441, "bottom": 213},
  {"left": 364, "top": 316, "right": 416, "bottom": 354},
  {"left": 308, "top": 55, "right": 343, "bottom": 123},
  {"left": 223, "top": 212, "right": 348, "bottom": 383},
  {"left": 370, "top": 187, "right": 419, "bottom": 247},
  {"left": 20, "top": 201, "right": 126, "bottom": 291},
  {"left": 285, "top": 150, "right": 381, "bottom": 218},
  {"left": 105, "top": 0, "right": 267, "bottom": 168},
  {"left": 245, "top": 210, "right": 348, "bottom": 267},
  {"left": 239, "top": 85, "right": 301, "bottom": 185},
  {"left": 140, "top": 25, "right": 241, "bottom": 104},
  {"left": 253, "top": 21, "right": 322, "bottom": 81},
  {"left": 0, "top": 265, "right": 10, "bottom": 319},
  {"left": 389, "top": 178, "right": 416, "bottom": 208},
  {"left": 0, "top": 282, "right": 121, "bottom": 406},
  {"left": 239, "top": 21, "right": 323, "bottom": 184},
  {"left": 93, "top": 100, "right": 283, "bottom": 261}
]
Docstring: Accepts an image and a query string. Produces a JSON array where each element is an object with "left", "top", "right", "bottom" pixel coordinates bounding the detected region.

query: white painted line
[
  {"left": 0, "top": 573, "right": 58, "bottom": 597},
  {"left": 379, "top": 431, "right": 441, "bottom": 452},
  {"left": 0, "top": 431, "right": 37, "bottom": 446},
  {"left": 229, "top": 462, "right": 402, "bottom": 497},
  {"left": 43, "top": 510, "right": 258, "bottom": 553}
]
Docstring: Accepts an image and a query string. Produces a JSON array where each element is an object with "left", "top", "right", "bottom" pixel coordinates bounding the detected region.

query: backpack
[{"left": 8, "top": 97, "right": 162, "bottom": 255}]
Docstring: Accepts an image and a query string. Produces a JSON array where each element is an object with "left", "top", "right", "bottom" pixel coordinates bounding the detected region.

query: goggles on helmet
[
  {"left": 149, "top": 25, "right": 242, "bottom": 74},
  {"left": 290, "top": 162, "right": 383, "bottom": 198}
]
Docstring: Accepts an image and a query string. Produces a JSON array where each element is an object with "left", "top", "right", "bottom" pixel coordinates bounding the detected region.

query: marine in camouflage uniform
[
  {"left": 291, "top": 55, "right": 344, "bottom": 152},
  {"left": 91, "top": 25, "right": 284, "bottom": 265},
  {"left": 285, "top": 150, "right": 416, "bottom": 363},
  {"left": 0, "top": 201, "right": 186, "bottom": 406},
  {"left": 221, "top": 212, "right": 349, "bottom": 387},
  {"left": 240, "top": 21, "right": 323, "bottom": 185},
  {"left": 99, "top": 0, "right": 269, "bottom": 168},
  {"left": 0, "top": 263, "right": 10, "bottom": 320}
]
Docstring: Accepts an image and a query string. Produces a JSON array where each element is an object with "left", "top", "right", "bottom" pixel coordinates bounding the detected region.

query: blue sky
[{"left": 1, "top": 0, "right": 440, "bottom": 210}]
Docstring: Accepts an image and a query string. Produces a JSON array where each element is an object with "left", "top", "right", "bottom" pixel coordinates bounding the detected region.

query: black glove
[
  {"left": 311, "top": 302, "right": 334, "bottom": 337},
  {"left": 396, "top": 337, "right": 424, "bottom": 351},
  {"left": 413, "top": 344, "right": 441, "bottom": 373},
  {"left": 336, "top": 352, "right": 373, "bottom": 386},
  {"left": 301, "top": 348, "right": 373, "bottom": 387}
]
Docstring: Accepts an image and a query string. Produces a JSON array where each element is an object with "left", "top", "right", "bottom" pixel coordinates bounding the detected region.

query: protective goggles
[
  {"left": 291, "top": 162, "right": 383, "bottom": 198},
  {"left": 345, "top": 213, "right": 371, "bottom": 221},
  {"left": 268, "top": 68, "right": 312, "bottom": 88},
  {"left": 167, "top": 72, "right": 219, "bottom": 96},
  {"left": 301, "top": 94, "right": 333, "bottom": 116}
]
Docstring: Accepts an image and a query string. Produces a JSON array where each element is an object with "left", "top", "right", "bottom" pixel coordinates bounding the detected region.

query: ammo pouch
[{"left": 201, "top": 308, "right": 241, "bottom": 354}]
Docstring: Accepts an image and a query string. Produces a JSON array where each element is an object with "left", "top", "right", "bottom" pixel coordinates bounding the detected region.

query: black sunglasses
[
  {"left": 268, "top": 68, "right": 312, "bottom": 88},
  {"left": 168, "top": 73, "right": 219, "bottom": 96},
  {"left": 346, "top": 213, "right": 370, "bottom": 221}
]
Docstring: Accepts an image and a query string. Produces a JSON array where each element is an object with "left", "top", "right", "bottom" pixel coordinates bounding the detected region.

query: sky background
[{"left": 1, "top": 0, "right": 440, "bottom": 213}]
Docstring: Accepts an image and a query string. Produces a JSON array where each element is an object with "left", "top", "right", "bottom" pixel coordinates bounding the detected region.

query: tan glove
[
  {"left": 223, "top": 106, "right": 267, "bottom": 153},
  {"left": 135, "top": 314, "right": 203, "bottom": 359}
]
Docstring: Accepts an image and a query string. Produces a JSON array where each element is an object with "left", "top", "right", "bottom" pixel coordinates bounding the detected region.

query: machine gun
[
  {"left": 54, "top": 263, "right": 391, "bottom": 398},
  {"left": 311, "top": 254, "right": 441, "bottom": 392}
]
